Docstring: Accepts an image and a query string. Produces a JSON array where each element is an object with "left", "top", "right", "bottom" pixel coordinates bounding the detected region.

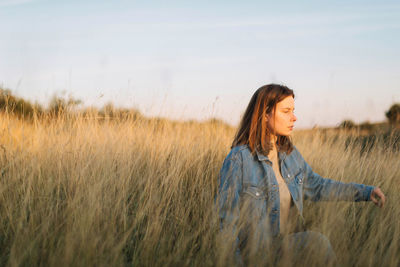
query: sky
[{"left": 1, "top": 0, "right": 399, "bottom": 128}]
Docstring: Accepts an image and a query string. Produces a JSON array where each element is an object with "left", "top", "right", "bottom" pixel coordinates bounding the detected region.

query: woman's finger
[
  {"left": 371, "top": 194, "right": 379, "bottom": 205},
  {"left": 377, "top": 190, "right": 386, "bottom": 207}
]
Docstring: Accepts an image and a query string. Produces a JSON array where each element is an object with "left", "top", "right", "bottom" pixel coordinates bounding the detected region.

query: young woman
[{"left": 217, "top": 84, "right": 385, "bottom": 266}]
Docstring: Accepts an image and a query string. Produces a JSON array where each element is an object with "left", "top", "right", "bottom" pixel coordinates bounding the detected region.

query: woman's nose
[{"left": 292, "top": 114, "right": 297, "bottom": 122}]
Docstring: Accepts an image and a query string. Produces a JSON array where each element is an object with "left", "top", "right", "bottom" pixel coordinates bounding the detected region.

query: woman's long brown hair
[{"left": 232, "top": 84, "right": 295, "bottom": 155}]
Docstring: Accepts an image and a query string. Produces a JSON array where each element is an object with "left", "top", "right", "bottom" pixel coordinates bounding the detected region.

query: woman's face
[{"left": 267, "top": 96, "right": 297, "bottom": 136}]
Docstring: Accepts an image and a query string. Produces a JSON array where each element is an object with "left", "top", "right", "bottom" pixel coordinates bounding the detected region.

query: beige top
[{"left": 268, "top": 146, "right": 292, "bottom": 234}]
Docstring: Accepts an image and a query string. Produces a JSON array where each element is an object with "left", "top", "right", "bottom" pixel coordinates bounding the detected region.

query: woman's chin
[
  {"left": 277, "top": 132, "right": 291, "bottom": 137},
  {"left": 284, "top": 131, "right": 293, "bottom": 136}
]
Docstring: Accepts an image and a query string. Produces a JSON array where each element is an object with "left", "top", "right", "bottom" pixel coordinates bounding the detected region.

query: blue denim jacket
[{"left": 218, "top": 144, "right": 374, "bottom": 243}]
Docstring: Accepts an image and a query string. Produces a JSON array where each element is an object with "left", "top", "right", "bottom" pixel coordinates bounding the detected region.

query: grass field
[{"left": 0, "top": 113, "right": 398, "bottom": 266}]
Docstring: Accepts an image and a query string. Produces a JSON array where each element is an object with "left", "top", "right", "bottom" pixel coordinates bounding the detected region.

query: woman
[{"left": 217, "top": 84, "right": 385, "bottom": 266}]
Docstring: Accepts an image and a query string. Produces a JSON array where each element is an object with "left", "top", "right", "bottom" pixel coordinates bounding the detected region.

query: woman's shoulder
[
  {"left": 225, "top": 145, "right": 259, "bottom": 165},
  {"left": 225, "top": 144, "right": 251, "bottom": 161},
  {"left": 231, "top": 144, "right": 250, "bottom": 153}
]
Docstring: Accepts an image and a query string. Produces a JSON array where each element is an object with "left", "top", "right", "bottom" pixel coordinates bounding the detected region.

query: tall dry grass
[{"left": 0, "top": 113, "right": 398, "bottom": 266}]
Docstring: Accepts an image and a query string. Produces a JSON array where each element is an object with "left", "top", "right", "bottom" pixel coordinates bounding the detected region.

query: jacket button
[{"left": 256, "top": 192, "right": 260, "bottom": 196}]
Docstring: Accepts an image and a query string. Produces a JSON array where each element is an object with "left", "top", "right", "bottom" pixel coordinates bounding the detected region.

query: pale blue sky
[{"left": 1, "top": 0, "right": 399, "bottom": 127}]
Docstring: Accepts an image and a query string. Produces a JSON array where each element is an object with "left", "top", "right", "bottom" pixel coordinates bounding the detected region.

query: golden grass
[{"left": 0, "top": 113, "right": 398, "bottom": 266}]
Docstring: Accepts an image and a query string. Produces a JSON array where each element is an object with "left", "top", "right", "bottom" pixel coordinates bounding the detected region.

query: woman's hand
[{"left": 370, "top": 187, "right": 386, "bottom": 208}]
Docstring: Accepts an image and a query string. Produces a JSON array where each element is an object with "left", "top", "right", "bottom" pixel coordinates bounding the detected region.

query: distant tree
[
  {"left": 359, "top": 121, "right": 374, "bottom": 132},
  {"left": 101, "top": 102, "right": 115, "bottom": 117},
  {"left": 100, "top": 102, "right": 141, "bottom": 120},
  {"left": 48, "top": 94, "right": 82, "bottom": 116},
  {"left": 386, "top": 103, "right": 400, "bottom": 125},
  {"left": 0, "top": 87, "right": 42, "bottom": 118},
  {"left": 338, "top": 120, "right": 356, "bottom": 129}
]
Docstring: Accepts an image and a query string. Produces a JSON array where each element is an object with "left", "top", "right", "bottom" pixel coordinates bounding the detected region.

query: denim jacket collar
[
  {"left": 256, "top": 150, "right": 287, "bottom": 162},
  {"left": 256, "top": 151, "right": 269, "bottom": 162}
]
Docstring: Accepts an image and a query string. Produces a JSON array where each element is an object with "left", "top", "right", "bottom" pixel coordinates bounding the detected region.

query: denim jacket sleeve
[
  {"left": 217, "top": 150, "right": 244, "bottom": 263},
  {"left": 218, "top": 150, "right": 243, "bottom": 229},
  {"left": 294, "top": 148, "right": 375, "bottom": 202}
]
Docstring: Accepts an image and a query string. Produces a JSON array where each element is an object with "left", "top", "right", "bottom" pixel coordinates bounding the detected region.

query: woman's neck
[
  {"left": 269, "top": 134, "right": 278, "bottom": 150},
  {"left": 268, "top": 134, "right": 278, "bottom": 159}
]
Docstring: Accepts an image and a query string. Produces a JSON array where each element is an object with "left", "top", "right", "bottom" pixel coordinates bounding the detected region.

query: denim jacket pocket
[
  {"left": 294, "top": 171, "right": 304, "bottom": 185},
  {"left": 242, "top": 185, "right": 267, "bottom": 200},
  {"left": 240, "top": 185, "right": 268, "bottom": 225}
]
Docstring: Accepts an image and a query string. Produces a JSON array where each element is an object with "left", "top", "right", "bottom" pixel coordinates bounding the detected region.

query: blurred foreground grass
[{"left": 0, "top": 113, "right": 399, "bottom": 266}]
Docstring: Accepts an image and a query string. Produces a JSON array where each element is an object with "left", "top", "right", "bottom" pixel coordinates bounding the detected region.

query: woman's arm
[
  {"left": 218, "top": 151, "right": 243, "bottom": 229},
  {"left": 302, "top": 159, "right": 374, "bottom": 202},
  {"left": 293, "top": 148, "right": 385, "bottom": 206},
  {"left": 217, "top": 151, "right": 244, "bottom": 263}
]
